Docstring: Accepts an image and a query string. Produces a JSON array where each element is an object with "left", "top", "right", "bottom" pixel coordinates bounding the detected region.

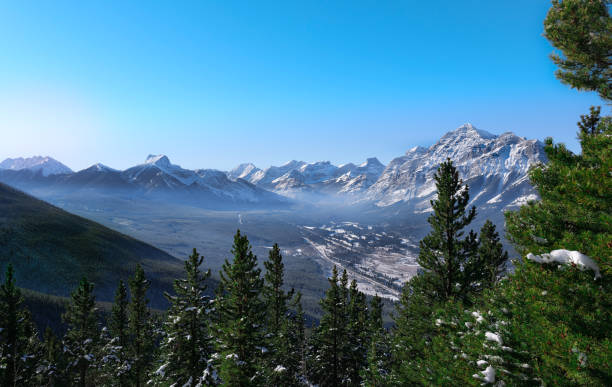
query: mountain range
[
  {"left": 0, "top": 154, "right": 286, "bottom": 208},
  {"left": 0, "top": 123, "right": 546, "bottom": 212}
]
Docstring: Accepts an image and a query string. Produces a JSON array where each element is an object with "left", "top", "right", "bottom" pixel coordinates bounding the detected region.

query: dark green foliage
[
  {"left": 214, "top": 230, "right": 266, "bottom": 386},
  {"left": 345, "top": 280, "right": 368, "bottom": 386},
  {"left": 361, "top": 295, "right": 391, "bottom": 386},
  {"left": 417, "top": 159, "right": 479, "bottom": 302},
  {"left": 494, "top": 261, "right": 611, "bottom": 385},
  {"left": 262, "top": 244, "right": 306, "bottom": 386},
  {"left": 268, "top": 292, "right": 306, "bottom": 386},
  {"left": 544, "top": 0, "right": 612, "bottom": 100},
  {"left": 62, "top": 277, "right": 99, "bottom": 387},
  {"left": 110, "top": 280, "right": 129, "bottom": 350},
  {"left": 307, "top": 266, "right": 347, "bottom": 386},
  {"left": 476, "top": 220, "right": 508, "bottom": 288},
  {"left": 390, "top": 274, "right": 438, "bottom": 384},
  {"left": 99, "top": 280, "right": 130, "bottom": 386},
  {"left": 153, "top": 248, "right": 215, "bottom": 386},
  {"left": 263, "top": 244, "right": 294, "bottom": 339},
  {"left": 0, "top": 264, "right": 40, "bottom": 387},
  {"left": 39, "top": 326, "right": 69, "bottom": 386},
  {"left": 505, "top": 107, "right": 611, "bottom": 275},
  {"left": 127, "top": 264, "right": 155, "bottom": 387}
]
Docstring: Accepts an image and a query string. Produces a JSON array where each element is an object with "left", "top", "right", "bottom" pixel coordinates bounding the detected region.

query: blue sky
[{"left": 0, "top": 0, "right": 605, "bottom": 171}]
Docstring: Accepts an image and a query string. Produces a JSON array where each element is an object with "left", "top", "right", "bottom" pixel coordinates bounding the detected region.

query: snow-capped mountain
[
  {"left": 227, "top": 163, "right": 262, "bottom": 181},
  {"left": 229, "top": 158, "right": 386, "bottom": 196},
  {"left": 0, "top": 156, "right": 72, "bottom": 176},
  {"left": 0, "top": 155, "right": 287, "bottom": 207},
  {"left": 365, "top": 123, "right": 545, "bottom": 211}
]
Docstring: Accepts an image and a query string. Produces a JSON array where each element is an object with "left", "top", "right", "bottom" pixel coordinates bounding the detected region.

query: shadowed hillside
[{"left": 0, "top": 182, "right": 191, "bottom": 309}]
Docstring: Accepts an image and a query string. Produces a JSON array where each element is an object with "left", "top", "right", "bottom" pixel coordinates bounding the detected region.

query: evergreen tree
[
  {"left": 0, "top": 264, "right": 40, "bottom": 387},
  {"left": 263, "top": 244, "right": 294, "bottom": 338},
  {"left": 99, "top": 280, "right": 130, "bottom": 386},
  {"left": 361, "top": 295, "right": 390, "bottom": 386},
  {"left": 269, "top": 292, "right": 306, "bottom": 387},
  {"left": 544, "top": 0, "right": 612, "bottom": 100},
  {"left": 62, "top": 277, "right": 99, "bottom": 387},
  {"left": 390, "top": 274, "right": 438, "bottom": 384},
  {"left": 39, "top": 327, "right": 69, "bottom": 387},
  {"left": 344, "top": 279, "right": 367, "bottom": 386},
  {"left": 127, "top": 264, "right": 154, "bottom": 387},
  {"left": 262, "top": 243, "right": 306, "bottom": 386},
  {"left": 307, "top": 266, "right": 347, "bottom": 387},
  {"left": 214, "top": 230, "right": 266, "bottom": 386},
  {"left": 151, "top": 248, "right": 215, "bottom": 387},
  {"left": 475, "top": 220, "right": 508, "bottom": 288},
  {"left": 506, "top": 107, "right": 611, "bottom": 275},
  {"left": 417, "top": 159, "right": 479, "bottom": 302}
]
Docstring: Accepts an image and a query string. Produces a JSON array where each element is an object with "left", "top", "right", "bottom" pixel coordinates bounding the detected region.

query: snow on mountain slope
[
  {"left": 0, "top": 156, "right": 72, "bottom": 176},
  {"left": 227, "top": 163, "right": 262, "bottom": 181},
  {"left": 230, "top": 157, "right": 386, "bottom": 196},
  {"left": 0, "top": 155, "right": 287, "bottom": 207},
  {"left": 118, "top": 155, "right": 284, "bottom": 203},
  {"left": 365, "top": 123, "right": 545, "bottom": 210}
]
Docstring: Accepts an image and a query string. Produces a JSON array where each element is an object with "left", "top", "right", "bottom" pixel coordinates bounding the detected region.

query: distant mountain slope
[
  {"left": 0, "top": 155, "right": 289, "bottom": 209},
  {"left": 229, "top": 158, "right": 386, "bottom": 197},
  {"left": 365, "top": 123, "right": 545, "bottom": 212},
  {"left": 0, "top": 182, "right": 186, "bottom": 309},
  {"left": 0, "top": 156, "right": 72, "bottom": 176}
]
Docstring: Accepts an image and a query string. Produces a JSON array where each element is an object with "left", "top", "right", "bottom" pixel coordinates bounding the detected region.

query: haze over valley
[{"left": 0, "top": 123, "right": 545, "bottom": 303}]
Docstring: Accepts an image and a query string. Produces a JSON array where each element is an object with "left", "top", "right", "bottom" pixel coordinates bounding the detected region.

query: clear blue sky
[{"left": 0, "top": 0, "right": 605, "bottom": 171}]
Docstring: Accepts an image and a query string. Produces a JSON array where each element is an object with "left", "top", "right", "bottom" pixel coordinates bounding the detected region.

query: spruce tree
[
  {"left": 269, "top": 292, "right": 306, "bottom": 386},
  {"left": 417, "top": 158, "right": 479, "bottom": 302},
  {"left": 151, "top": 248, "right": 215, "bottom": 387},
  {"left": 263, "top": 244, "right": 294, "bottom": 339},
  {"left": 263, "top": 243, "right": 305, "bottom": 386},
  {"left": 361, "top": 295, "right": 390, "bottom": 386},
  {"left": 344, "top": 279, "right": 367, "bottom": 386},
  {"left": 307, "top": 266, "right": 347, "bottom": 387},
  {"left": 39, "top": 326, "right": 69, "bottom": 387},
  {"left": 476, "top": 220, "right": 508, "bottom": 288},
  {"left": 99, "top": 280, "right": 130, "bottom": 386},
  {"left": 0, "top": 264, "right": 40, "bottom": 387},
  {"left": 214, "top": 230, "right": 266, "bottom": 386},
  {"left": 127, "top": 264, "right": 154, "bottom": 387},
  {"left": 62, "top": 277, "right": 99, "bottom": 387},
  {"left": 544, "top": 0, "right": 612, "bottom": 100}
]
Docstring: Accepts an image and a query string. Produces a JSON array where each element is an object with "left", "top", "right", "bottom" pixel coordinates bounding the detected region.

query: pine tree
[
  {"left": 344, "top": 280, "right": 367, "bottom": 386},
  {"left": 39, "top": 327, "right": 69, "bottom": 387},
  {"left": 417, "top": 159, "right": 479, "bottom": 302},
  {"left": 390, "top": 274, "right": 437, "bottom": 384},
  {"left": 214, "top": 230, "right": 266, "bottom": 386},
  {"left": 151, "top": 248, "right": 215, "bottom": 387},
  {"left": 0, "top": 264, "right": 40, "bottom": 387},
  {"left": 544, "top": 0, "right": 612, "bottom": 100},
  {"left": 506, "top": 107, "right": 611, "bottom": 275},
  {"left": 62, "top": 277, "right": 99, "bottom": 387},
  {"left": 307, "top": 266, "right": 347, "bottom": 387},
  {"left": 476, "top": 220, "right": 508, "bottom": 288},
  {"left": 262, "top": 243, "right": 306, "bottom": 386},
  {"left": 99, "top": 280, "right": 130, "bottom": 386},
  {"left": 361, "top": 295, "right": 390, "bottom": 386},
  {"left": 263, "top": 244, "right": 294, "bottom": 339},
  {"left": 269, "top": 292, "right": 306, "bottom": 387},
  {"left": 127, "top": 264, "right": 154, "bottom": 387}
]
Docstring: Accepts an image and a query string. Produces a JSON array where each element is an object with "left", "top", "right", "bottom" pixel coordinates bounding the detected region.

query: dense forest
[{"left": 1, "top": 1, "right": 610, "bottom": 386}]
